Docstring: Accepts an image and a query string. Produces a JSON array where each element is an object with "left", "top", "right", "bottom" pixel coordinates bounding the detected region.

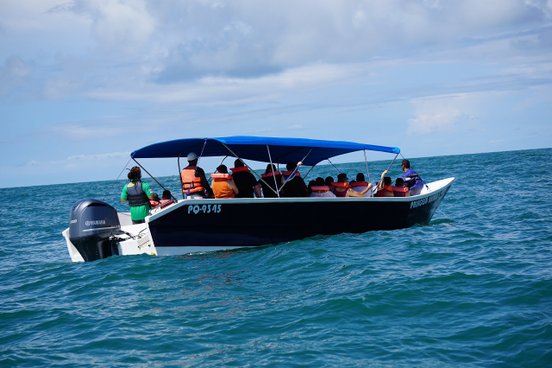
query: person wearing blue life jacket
[
  {"left": 401, "top": 159, "right": 424, "bottom": 196},
  {"left": 120, "top": 166, "right": 154, "bottom": 224}
]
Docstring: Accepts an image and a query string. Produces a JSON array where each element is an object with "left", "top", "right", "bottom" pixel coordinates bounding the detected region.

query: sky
[{"left": 1, "top": 0, "right": 551, "bottom": 188}]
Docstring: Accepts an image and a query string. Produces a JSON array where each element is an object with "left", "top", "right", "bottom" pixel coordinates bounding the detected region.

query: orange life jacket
[
  {"left": 181, "top": 166, "right": 204, "bottom": 194},
  {"left": 211, "top": 173, "right": 235, "bottom": 198}
]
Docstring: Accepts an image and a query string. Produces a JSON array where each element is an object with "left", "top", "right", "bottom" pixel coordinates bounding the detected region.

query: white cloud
[{"left": 407, "top": 94, "right": 479, "bottom": 135}]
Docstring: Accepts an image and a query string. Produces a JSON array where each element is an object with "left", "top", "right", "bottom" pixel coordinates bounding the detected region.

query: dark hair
[
  {"left": 234, "top": 159, "right": 245, "bottom": 168},
  {"left": 162, "top": 190, "right": 171, "bottom": 199},
  {"left": 128, "top": 166, "right": 141, "bottom": 181},
  {"left": 286, "top": 162, "right": 297, "bottom": 171},
  {"left": 383, "top": 176, "right": 392, "bottom": 186},
  {"left": 337, "top": 173, "right": 348, "bottom": 183},
  {"left": 325, "top": 176, "right": 334, "bottom": 186},
  {"left": 402, "top": 159, "right": 411, "bottom": 169},
  {"left": 217, "top": 164, "right": 228, "bottom": 174},
  {"left": 265, "top": 164, "right": 277, "bottom": 174},
  {"left": 356, "top": 173, "right": 365, "bottom": 182},
  {"left": 395, "top": 178, "right": 405, "bottom": 187},
  {"left": 315, "top": 177, "right": 325, "bottom": 186}
]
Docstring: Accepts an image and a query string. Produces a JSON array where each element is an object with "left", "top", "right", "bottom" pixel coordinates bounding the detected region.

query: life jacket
[
  {"left": 261, "top": 170, "right": 281, "bottom": 179},
  {"left": 331, "top": 182, "right": 350, "bottom": 197},
  {"left": 350, "top": 181, "right": 369, "bottom": 188},
  {"left": 310, "top": 185, "right": 330, "bottom": 193},
  {"left": 149, "top": 200, "right": 160, "bottom": 208},
  {"left": 127, "top": 181, "right": 150, "bottom": 207},
  {"left": 230, "top": 166, "right": 249, "bottom": 174},
  {"left": 159, "top": 198, "right": 175, "bottom": 208},
  {"left": 375, "top": 185, "right": 394, "bottom": 197},
  {"left": 392, "top": 186, "right": 409, "bottom": 197},
  {"left": 281, "top": 170, "right": 301, "bottom": 180},
  {"left": 181, "top": 166, "right": 204, "bottom": 195},
  {"left": 211, "top": 173, "right": 235, "bottom": 198}
]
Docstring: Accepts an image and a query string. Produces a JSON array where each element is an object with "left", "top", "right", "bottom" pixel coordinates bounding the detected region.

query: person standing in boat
[
  {"left": 181, "top": 152, "right": 213, "bottom": 198},
  {"left": 231, "top": 159, "right": 261, "bottom": 198},
  {"left": 120, "top": 166, "right": 155, "bottom": 224},
  {"left": 401, "top": 159, "right": 424, "bottom": 196}
]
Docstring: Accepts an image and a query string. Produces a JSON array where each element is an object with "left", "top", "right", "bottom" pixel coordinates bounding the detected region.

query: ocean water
[{"left": 1, "top": 148, "right": 551, "bottom": 367}]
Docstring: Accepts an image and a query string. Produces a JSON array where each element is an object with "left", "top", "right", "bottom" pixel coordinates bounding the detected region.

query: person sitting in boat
[
  {"left": 120, "top": 166, "right": 155, "bottom": 224},
  {"left": 211, "top": 165, "right": 239, "bottom": 199},
  {"left": 350, "top": 173, "right": 372, "bottom": 197},
  {"left": 231, "top": 159, "right": 261, "bottom": 198},
  {"left": 181, "top": 152, "right": 214, "bottom": 198},
  {"left": 159, "top": 190, "right": 175, "bottom": 208},
  {"left": 392, "top": 178, "right": 410, "bottom": 197},
  {"left": 325, "top": 176, "right": 335, "bottom": 194},
  {"left": 149, "top": 193, "right": 161, "bottom": 208},
  {"left": 331, "top": 173, "right": 373, "bottom": 197},
  {"left": 401, "top": 159, "right": 424, "bottom": 196},
  {"left": 281, "top": 162, "right": 308, "bottom": 197},
  {"left": 260, "top": 164, "right": 282, "bottom": 198},
  {"left": 309, "top": 177, "right": 335, "bottom": 198},
  {"left": 375, "top": 170, "right": 394, "bottom": 197}
]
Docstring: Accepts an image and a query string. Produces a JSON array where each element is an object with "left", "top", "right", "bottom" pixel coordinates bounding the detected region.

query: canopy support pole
[
  {"left": 278, "top": 148, "right": 312, "bottom": 193},
  {"left": 266, "top": 145, "right": 280, "bottom": 198},
  {"left": 363, "top": 150, "right": 371, "bottom": 183},
  {"left": 131, "top": 158, "right": 177, "bottom": 202}
]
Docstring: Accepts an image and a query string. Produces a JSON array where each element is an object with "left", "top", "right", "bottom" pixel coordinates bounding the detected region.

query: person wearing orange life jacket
[
  {"left": 211, "top": 164, "right": 239, "bottom": 199},
  {"left": 375, "top": 170, "right": 394, "bottom": 197},
  {"left": 231, "top": 159, "right": 261, "bottom": 198},
  {"left": 331, "top": 173, "right": 373, "bottom": 197},
  {"left": 180, "top": 152, "right": 213, "bottom": 198},
  {"left": 281, "top": 162, "right": 308, "bottom": 197}
]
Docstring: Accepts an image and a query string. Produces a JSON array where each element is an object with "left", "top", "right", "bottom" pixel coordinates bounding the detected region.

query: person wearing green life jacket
[{"left": 120, "top": 166, "right": 154, "bottom": 224}]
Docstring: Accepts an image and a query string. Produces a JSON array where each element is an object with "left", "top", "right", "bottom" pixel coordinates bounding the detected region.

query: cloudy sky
[{"left": 1, "top": 0, "right": 551, "bottom": 187}]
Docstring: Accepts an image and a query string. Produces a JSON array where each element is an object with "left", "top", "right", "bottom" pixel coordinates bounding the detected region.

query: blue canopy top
[{"left": 131, "top": 136, "right": 400, "bottom": 166}]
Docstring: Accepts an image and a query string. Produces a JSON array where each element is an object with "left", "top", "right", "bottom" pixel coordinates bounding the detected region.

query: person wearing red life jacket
[
  {"left": 392, "top": 177, "right": 410, "bottom": 197},
  {"left": 260, "top": 164, "right": 282, "bottom": 198},
  {"left": 331, "top": 173, "right": 373, "bottom": 197},
  {"left": 180, "top": 152, "right": 213, "bottom": 198},
  {"left": 211, "top": 164, "right": 239, "bottom": 199},
  {"left": 375, "top": 170, "right": 394, "bottom": 197},
  {"left": 231, "top": 159, "right": 261, "bottom": 198},
  {"left": 350, "top": 172, "right": 373, "bottom": 197},
  {"left": 281, "top": 162, "right": 308, "bottom": 197},
  {"left": 308, "top": 177, "right": 335, "bottom": 198},
  {"left": 159, "top": 189, "right": 176, "bottom": 208}
]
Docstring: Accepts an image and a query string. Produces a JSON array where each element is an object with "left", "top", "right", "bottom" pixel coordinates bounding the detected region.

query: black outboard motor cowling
[{"left": 69, "top": 199, "right": 122, "bottom": 262}]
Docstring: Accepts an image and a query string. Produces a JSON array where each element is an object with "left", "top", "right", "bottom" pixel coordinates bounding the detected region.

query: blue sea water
[{"left": 1, "top": 148, "right": 551, "bottom": 367}]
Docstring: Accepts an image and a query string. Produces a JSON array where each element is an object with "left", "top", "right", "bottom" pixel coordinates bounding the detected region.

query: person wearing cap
[
  {"left": 180, "top": 152, "right": 213, "bottom": 198},
  {"left": 120, "top": 166, "right": 155, "bottom": 224}
]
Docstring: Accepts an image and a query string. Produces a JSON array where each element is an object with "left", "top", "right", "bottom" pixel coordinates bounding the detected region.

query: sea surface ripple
[{"left": 1, "top": 148, "right": 551, "bottom": 367}]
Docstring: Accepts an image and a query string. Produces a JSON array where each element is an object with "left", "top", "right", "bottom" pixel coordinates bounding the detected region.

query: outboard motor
[{"left": 68, "top": 199, "right": 122, "bottom": 262}]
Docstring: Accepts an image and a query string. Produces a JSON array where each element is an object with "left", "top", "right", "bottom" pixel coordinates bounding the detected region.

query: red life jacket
[
  {"left": 392, "top": 186, "right": 409, "bottom": 197},
  {"left": 331, "top": 182, "right": 350, "bottom": 197},
  {"left": 375, "top": 185, "right": 394, "bottom": 197},
  {"left": 350, "top": 181, "right": 369, "bottom": 188},
  {"left": 230, "top": 166, "right": 250, "bottom": 173},
  {"left": 310, "top": 185, "right": 330, "bottom": 193}
]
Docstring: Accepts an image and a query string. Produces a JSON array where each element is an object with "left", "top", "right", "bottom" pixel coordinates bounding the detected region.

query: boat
[{"left": 62, "top": 136, "right": 454, "bottom": 262}]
